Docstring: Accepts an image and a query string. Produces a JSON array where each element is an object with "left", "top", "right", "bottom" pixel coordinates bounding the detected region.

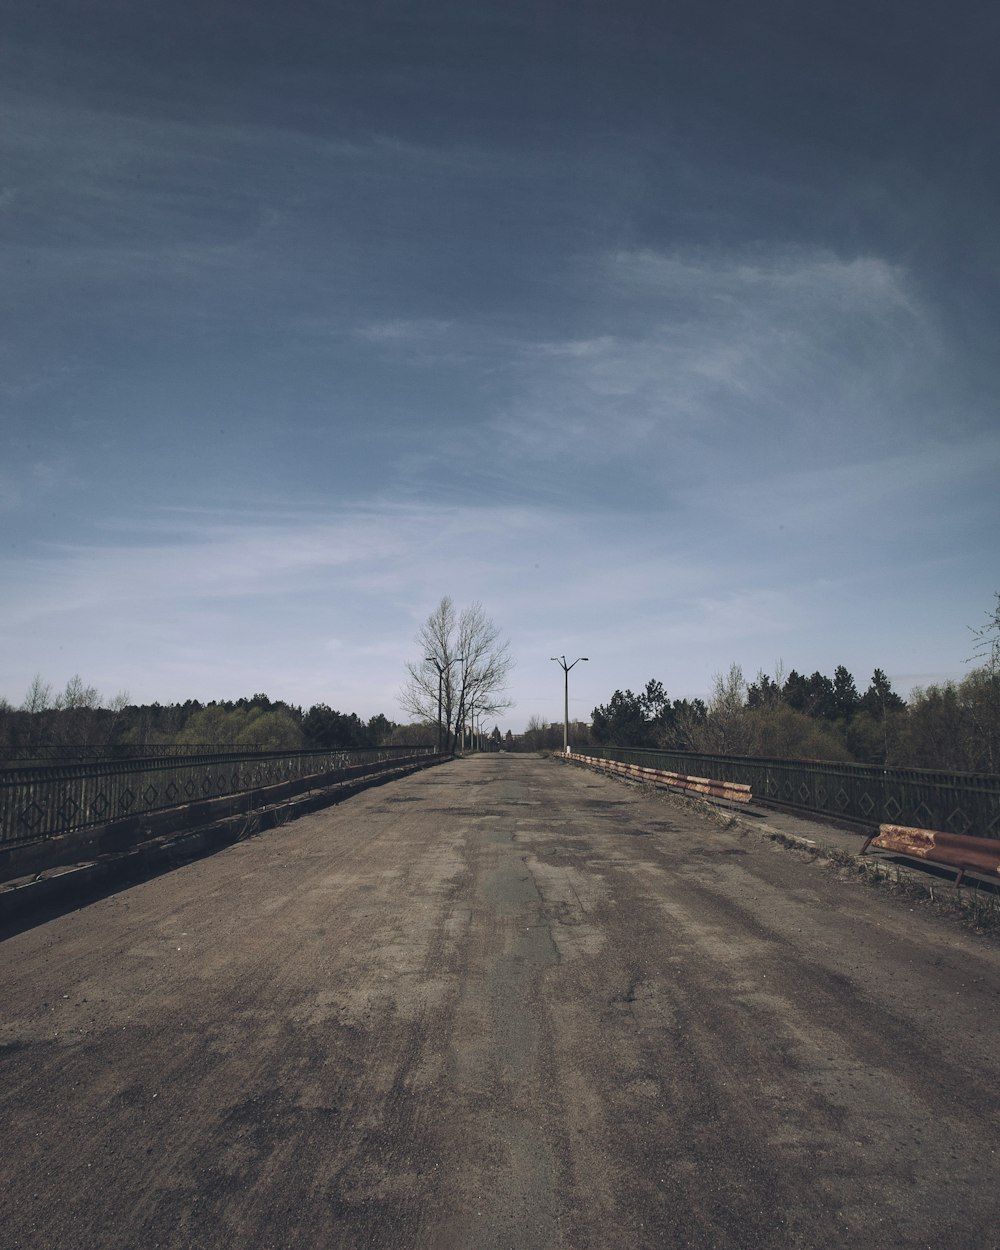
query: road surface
[{"left": 2, "top": 754, "right": 999, "bottom": 1249}]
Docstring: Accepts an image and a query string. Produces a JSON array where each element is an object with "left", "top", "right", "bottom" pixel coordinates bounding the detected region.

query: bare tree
[
  {"left": 19, "top": 675, "right": 55, "bottom": 750},
  {"left": 21, "top": 675, "right": 53, "bottom": 715},
  {"left": 969, "top": 592, "right": 1000, "bottom": 673},
  {"left": 692, "top": 662, "right": 753, "bottom": 755},
  {"left": 520, "top": 713, "right": 549, "bottom": 752},
  {"left": 453, "top": 601, "right": 514, "bottom": 744},
  {"left": 400, "top": 597, "right": 462, "bottom": 751},
  {"left": 53, "top": 674, "right": 103, "bottom": 747},
  {"left": 967, "top": 592, "right": 1000, "bottom": 772},
  {"left": 400, "top": 597, "right": 514, "bottom": 751},
  {"left": 61, "top": 674, "right": 101, "bottom": 711}
]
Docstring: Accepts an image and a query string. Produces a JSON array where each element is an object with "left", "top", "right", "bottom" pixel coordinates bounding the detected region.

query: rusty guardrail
[
  {"left": 573, "top": 746, "right": 1000, "bottom": 839},
  {"left": 562, "top": 751, "right": 752, "bottom": 805},
  {"left": 863, "top": 823, "right": 1000, "bottom": 887}
]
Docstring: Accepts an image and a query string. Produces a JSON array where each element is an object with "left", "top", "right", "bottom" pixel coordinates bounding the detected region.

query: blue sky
[{"left": 2, "top": 0, "right": 998, "bottom": 730}]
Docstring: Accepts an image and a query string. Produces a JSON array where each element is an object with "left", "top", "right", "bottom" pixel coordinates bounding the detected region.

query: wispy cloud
[
  {"left": 608, "top": 248, "right": 921, "bottom": 315},
  {"left": 354, "top": 318, "right": 455, "bottom": 343},
  {"left": 488, "top": 244, "right": 941, "bottom": 487}
]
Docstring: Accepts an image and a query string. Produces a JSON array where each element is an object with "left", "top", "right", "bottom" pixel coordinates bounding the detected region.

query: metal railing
[
  {"left": 0, "top": 746, "right": 436, "bottom": 848},
  {"left": 574, "top": 746, "right": 1000, "bottom": 841}
]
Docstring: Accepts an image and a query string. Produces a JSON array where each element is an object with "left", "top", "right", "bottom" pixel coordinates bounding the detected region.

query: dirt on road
[{"left": 2, "top": 754, "right": 999, "bottom": 1249}]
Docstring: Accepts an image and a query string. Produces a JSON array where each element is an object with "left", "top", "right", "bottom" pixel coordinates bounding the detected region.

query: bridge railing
[
  {"left": 573, "top": 746, "right": 1000, "bottom": 840},
  {"left": 0, "top": 746, "right": 436, "bottom": 848}
]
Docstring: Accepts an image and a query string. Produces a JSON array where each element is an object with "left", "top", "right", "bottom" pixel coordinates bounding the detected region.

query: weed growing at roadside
[
  {"left": 808, "top": 838, "right": 1000, "bottom": 934},
  {"left": 963, "top": 885, "right": 1000, "bottom": 930}
]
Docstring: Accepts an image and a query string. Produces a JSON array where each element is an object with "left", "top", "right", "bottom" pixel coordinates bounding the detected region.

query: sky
[{"left": 2, "top": 0, "right": 998, "bottom": 732}]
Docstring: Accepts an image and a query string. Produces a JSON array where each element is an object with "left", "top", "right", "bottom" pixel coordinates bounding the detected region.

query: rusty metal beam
[
  {"left": 869, "top": 823, "right": 1000, "bottom": 881},
  {"left": 564, "top": 753, "right": 751, "bottom": 804}
]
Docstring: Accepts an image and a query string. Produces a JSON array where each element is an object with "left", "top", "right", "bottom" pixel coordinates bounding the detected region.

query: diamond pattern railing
[
  {"left": 574, "top": 747, "right": 1000, "bottom": 840},
  {"left": 0, "top": 746, "right": 436, "bottom": 848}
]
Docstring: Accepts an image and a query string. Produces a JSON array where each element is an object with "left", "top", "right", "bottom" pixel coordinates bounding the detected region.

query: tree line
[
  {"left": 0, "top": 593, "right": 517, "bottom": 764},
  {"left": 0, "top": 682, "right": 416, "bottom": 762},
  {"left": 584, "top": 594, "right": 1000, "bottom": 774},
  {"left": 5, "top": 595, "right": 996, "bottom": 774}
]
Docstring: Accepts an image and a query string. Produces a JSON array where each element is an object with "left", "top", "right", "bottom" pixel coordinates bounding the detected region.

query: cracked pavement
[{"left": 2, "top": 754, "right": 999, "bottom": 1248}]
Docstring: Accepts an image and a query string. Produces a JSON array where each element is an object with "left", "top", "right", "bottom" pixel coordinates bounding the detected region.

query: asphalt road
[{"left": 2, "top": 754, "right": 999, "bottom": 1249}]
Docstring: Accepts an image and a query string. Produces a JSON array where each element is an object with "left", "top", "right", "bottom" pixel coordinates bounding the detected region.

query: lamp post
[
  {"left": 551, "top": 655, "right": 588, "bottom": 754},
  {"left": 426, "top": 655, "right": 463, "bottom": 754}
]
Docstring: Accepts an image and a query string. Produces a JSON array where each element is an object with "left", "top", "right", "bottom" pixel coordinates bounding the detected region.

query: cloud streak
[{"left": 479, "top": 245, "right": 942, "bottom": 502}]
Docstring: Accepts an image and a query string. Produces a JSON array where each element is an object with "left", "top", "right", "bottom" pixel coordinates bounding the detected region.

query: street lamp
[
  {"left": 425, "top": 655, "right": 463, "bottom": 754},
  {"left": 551, "top": 655, "right": 588, "bottom": 754}
]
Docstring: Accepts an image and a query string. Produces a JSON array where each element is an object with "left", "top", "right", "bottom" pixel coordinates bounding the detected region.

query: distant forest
[
  {"left": 518, "top": 658, "right": 998, "bottom": 775},
  {"left": 3, "top": 594, "right": 998, "bottom": 774},
  {"left": 0, "top": 681, "right": 417, "bottom": 761},
  {"left": 581, "top": 662, "right": 997, "bottom": 773},
  {"left": 527, "top": 595, "right": 1000, "bottom": 775}
]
